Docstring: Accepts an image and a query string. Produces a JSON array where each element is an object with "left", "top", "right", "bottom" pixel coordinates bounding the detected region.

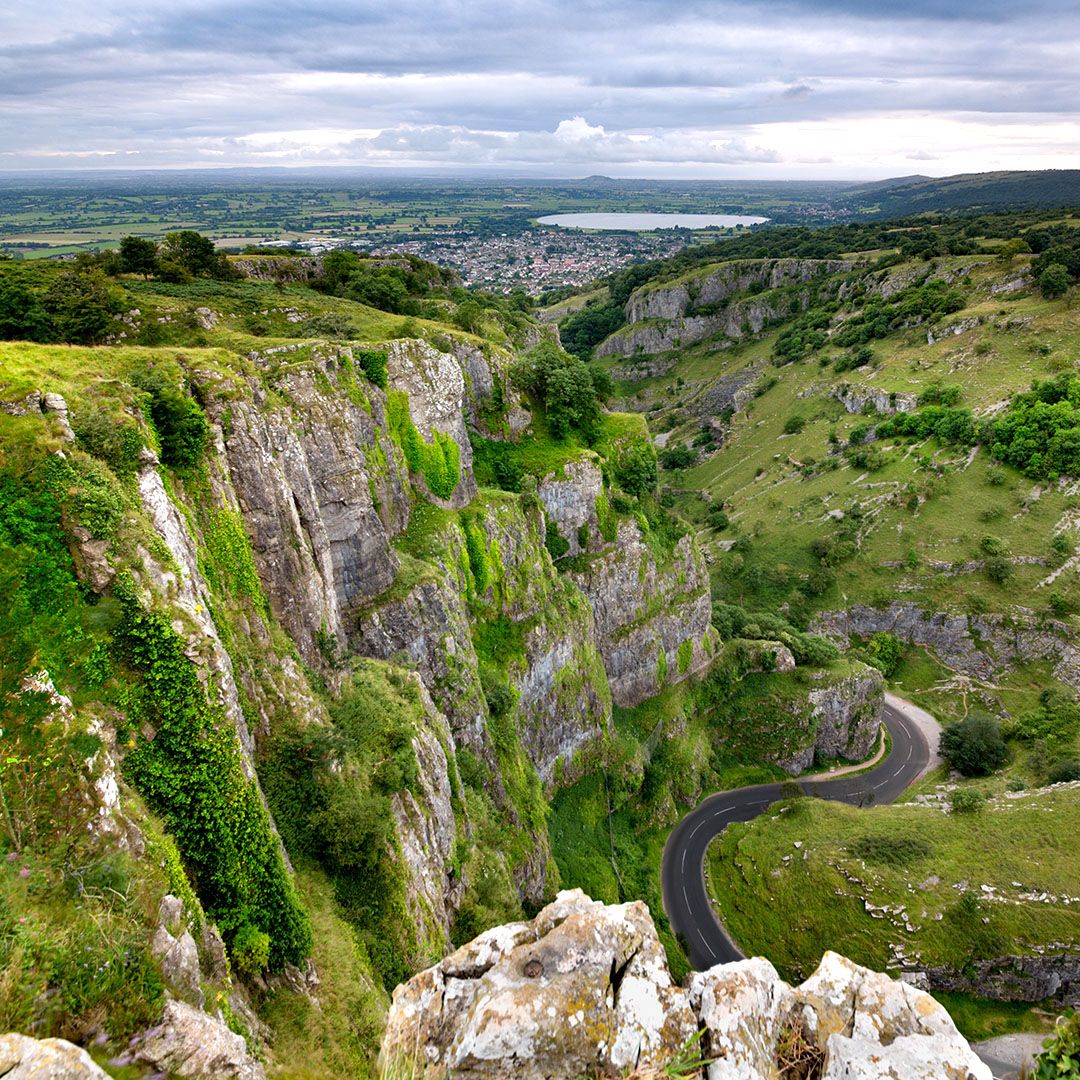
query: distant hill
[{"left": 842, "top": 169, "right": 1080, "bottom": 216}]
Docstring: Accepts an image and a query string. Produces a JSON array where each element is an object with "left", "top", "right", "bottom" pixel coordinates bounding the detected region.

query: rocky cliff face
[
  {"left": 381, "top": 889, "right": 991, "bottom": 1080},
  {"left": 538, "top": 459, "right": 717, "bottom": 707},
  {"left": 812, "top": 601, "right": 1080, "bottom": 691},
  {"left": 625, "top": 259, "right": 855, "bottom": 324},
  {"left": 596, "top": 258, "right": 854, "bottom": 359},
  {"left": 570, "top": 520, "right": 716, "bottom": 708}
]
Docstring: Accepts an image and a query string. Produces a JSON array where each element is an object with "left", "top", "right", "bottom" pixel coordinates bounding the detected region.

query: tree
[
  {"left": 1039, "top": 263, "right": 1070, "bottom": 300},
  {"left": 118, "top": 236, "right": 159, "bottom": 278},
  {"left": 0, "top": 276, "right": 51, "bottom": 341},
  {"left": 613, "top": 439, "right": 658, "bottom": 497},
  {"left": 939, "top": 713, "right": 1008, "bottom": 777},
  {"left": 996, "top": 237, "right": 1030, "bottom": 265},
  {"left": 160, "top": 231, "right": 234, "bottom": 280},
  {"left": 42, "top": 269, "right": 122, "bottom": 344}
]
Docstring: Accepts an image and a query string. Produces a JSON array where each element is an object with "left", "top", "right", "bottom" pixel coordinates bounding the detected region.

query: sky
[{"left": 3, "top": 0, "right": 1080, "bottom": 178}]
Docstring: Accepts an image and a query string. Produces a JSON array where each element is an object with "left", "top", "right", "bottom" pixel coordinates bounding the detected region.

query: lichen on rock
[{"left": 382, "top": 893, "right": 991, "bottom": 1080}]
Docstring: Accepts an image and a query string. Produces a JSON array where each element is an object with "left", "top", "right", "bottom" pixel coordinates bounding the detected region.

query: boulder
[
  {"left": 381, "top": 889, "right": 697, "bottom": 1078},
  {"left": 688, "top": 957, "right": 795, "bottom": 1078},
  {"left": 382, "top": 896, "right": 992, "bottom": 1080},
  {"left": 128, "top": 999, "right": 265, "bottom": 1080},
  {"left": 0, "top": 1033, "right": 109, "bottom": 1079}
]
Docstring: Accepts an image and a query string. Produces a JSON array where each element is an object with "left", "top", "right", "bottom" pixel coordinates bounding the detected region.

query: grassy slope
[
  {"left": 603, "top": 256, "right": 1080, "bottom": 729},
  {"left": 706, "top": 785, "right": 1080, "bottom": 1038}
]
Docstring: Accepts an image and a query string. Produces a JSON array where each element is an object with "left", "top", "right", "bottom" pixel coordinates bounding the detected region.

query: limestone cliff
[
  {"left": 538, "top": 458, "right": 717, "bottom": 708},
  {"left": 381, "top": 889, "right": 991, "bottom": 1080},
  {"left": 595, "top": 258, "right": 854, "bottom": 359}
]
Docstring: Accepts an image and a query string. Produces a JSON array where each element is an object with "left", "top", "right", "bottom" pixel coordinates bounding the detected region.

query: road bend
[{"left": 660, "top": 700, "right": 932, "bottom": 971}]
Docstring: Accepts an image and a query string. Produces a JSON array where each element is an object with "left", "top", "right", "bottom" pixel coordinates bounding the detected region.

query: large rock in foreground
[{"left": 381, "top": 890, "right": 991, "bottom": 1080}]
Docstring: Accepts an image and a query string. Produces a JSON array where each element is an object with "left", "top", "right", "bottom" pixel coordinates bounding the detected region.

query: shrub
[
  {"left": 861, "top": 632, "right": 904, "bottom": 677},
  {"left": 783, "top": 414, "right": 806, "bottom": 435},
  {"left": 232, "top": 924, "right": 271, "bottom": 980},
  {"left": 132, "top": 368, "right": 209, "bottom": 469},
  {"left": 985, "top": 555, "right": 1013, "bottom": 584},
  {"left": 1039, "top": 263, "right": 1071, "bottom": 299},
  {"left": 940, "top": 713, "right": 1008, "bottom": 777},
  {"left": 1035, "top": 1011, "right": 1080, "bottom": 1079},
  {"left": 708, "top": 508, "right": 730, "bottom": 531},
  {"left": 354, "top": 348, "right": 388, "bottom": 389},
  {"left": 949, "top": 788, "right": 986, "bottom": 814},
  {"left": 1048, "top": 759, "right": 1080, "bottom": 784},
  {"left": 73, "top": 408, "right": 144, "bottom": 477},
  {"left": 298, "top": 312, "right": 357, "bottom": 339},
  {"left": 545, "top": 519, "right": 569, "bottom": 560},
  {"left": 42, "top": 269, "right": 122, "bottom": 344},
  {"left": 613, "top": 439, "right": 658, "bottom": 498},
  {"left": 659, "top": 444, "right": 695, "bottom": 470}
]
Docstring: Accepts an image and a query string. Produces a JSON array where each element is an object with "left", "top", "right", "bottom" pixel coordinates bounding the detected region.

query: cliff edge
[{"left": 381, "top": 889, "right": 990, "bottom": 1079}]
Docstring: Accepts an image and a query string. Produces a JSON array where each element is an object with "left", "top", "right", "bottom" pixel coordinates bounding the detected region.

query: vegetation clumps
[
  {"left": 511, "top": 340, "right": 608, "bottom": 442},
  {"left": 940, "top": 713, "right": 1009, "bottom": 777},
  {"left": 387, "top": 390, "right": 461, "bottom": 499},
  {"left": 113, "top": 573, "right": 312, "bottom": 971}
]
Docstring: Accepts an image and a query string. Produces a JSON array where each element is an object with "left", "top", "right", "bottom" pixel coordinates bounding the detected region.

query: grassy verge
[{"left": 706, "top": 788, "right": 1080, "bottom": 1038}]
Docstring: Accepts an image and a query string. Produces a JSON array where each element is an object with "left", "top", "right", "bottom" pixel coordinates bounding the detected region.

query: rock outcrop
[
  {"left": 0, "top": 1034, "right": 110, "bottom": 1079},
  {"left": 596, "top": 259, "right": 854, "bottom": 359},
  {"left": 381, "top": 890, "right": 991, "bottom": 1080},
  {"left": 124, "top": 999, "right": 266, "bottom": 1080},
  {"left": 833, "top": 383, "right": 917, "bottom": 416},
  {"left": 568, "top": 517, "right": 716, "bottom": 708},
  {"left": 812, "top": 601, "right": 1080, "bottom": 691}
]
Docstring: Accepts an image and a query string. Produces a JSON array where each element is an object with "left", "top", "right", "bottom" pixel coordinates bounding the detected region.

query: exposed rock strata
[
  {"left": 596, "top": 259, "right": 854, "bottom": 359},
  {"left": 812, "top": 601, "right": 1080, "bottom": 691},
  {"left": 568, "top": 519, "right": 716, "bottom": 707},
  {"left": 381, "top": 890, "right": 991, "bottom": 1080}
]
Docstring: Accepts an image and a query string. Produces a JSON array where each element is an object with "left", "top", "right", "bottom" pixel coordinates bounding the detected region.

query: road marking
[
  {"left": 715, "top": 806, "right": 735, "bottom": 816},
  {"left": 695, "top": 925, "right": 716, "bottom": 959},
  {"left": 688, "top": 819, "right": 709, "bottom": 841},
  {"left": 681, "top": 851, "right": 686, "bottom": 873}
]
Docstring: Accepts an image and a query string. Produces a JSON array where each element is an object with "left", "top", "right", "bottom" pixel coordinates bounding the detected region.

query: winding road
[{"left": 661, "top": 697, "right": 936, "bottom": 971}]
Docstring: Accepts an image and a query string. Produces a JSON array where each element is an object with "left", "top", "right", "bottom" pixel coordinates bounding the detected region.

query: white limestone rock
[
  {"left": 381, "top": 889, "right": 696, "bottom": 1079},
  {"left": 0, "top": 1033, "right": 109, "bottom": 1079},
  {"left": 382, "top": 897, "right": 993, "bottom": 1080},
  {"left": 689, "top": 957, "right": 795, "bottom": 1079}
]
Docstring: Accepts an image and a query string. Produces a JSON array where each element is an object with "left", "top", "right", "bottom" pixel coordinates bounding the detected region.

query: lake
[{"left": 536, "top": 212, "right": 768, "bottom": 230}]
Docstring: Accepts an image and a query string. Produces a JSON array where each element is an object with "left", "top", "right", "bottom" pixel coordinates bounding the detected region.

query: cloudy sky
[{"left": 3, "top": 0, "right": 1080, "bottom": 178}]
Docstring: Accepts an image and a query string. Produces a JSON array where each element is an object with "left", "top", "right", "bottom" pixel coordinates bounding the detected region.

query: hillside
[
  {"left": 707, "top": 781, "right": 1080, "bottom": 1008},
  {"left": 544, "top": 210, "right": 1080, "bottom": 1035},
  {"left": 3, "top": 211, "right": 1080, "bottom": 1074},
  {"left": 841, "top": 170, "right": 1080, "bottom": 217}
]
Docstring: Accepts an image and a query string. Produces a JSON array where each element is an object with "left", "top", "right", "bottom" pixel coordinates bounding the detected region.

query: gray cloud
[{"left": 1, "top": 0, "right": 1080, "bottom": 174}]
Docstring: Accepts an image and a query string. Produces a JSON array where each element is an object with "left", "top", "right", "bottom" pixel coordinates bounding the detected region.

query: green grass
[
  {"left": 930, "top": 991, "right": 1051, "bottom": 1043},
  {"left": 706, "top": 786, "right": 1080, "bottom": 1029},
  {"left": 259, "top": 868, "right": 387, "bottom": 1079}
]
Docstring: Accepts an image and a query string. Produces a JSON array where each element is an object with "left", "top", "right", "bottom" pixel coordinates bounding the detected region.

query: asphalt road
[{"left": 660, "top": 700, "right": 932, "bottom": 971}]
